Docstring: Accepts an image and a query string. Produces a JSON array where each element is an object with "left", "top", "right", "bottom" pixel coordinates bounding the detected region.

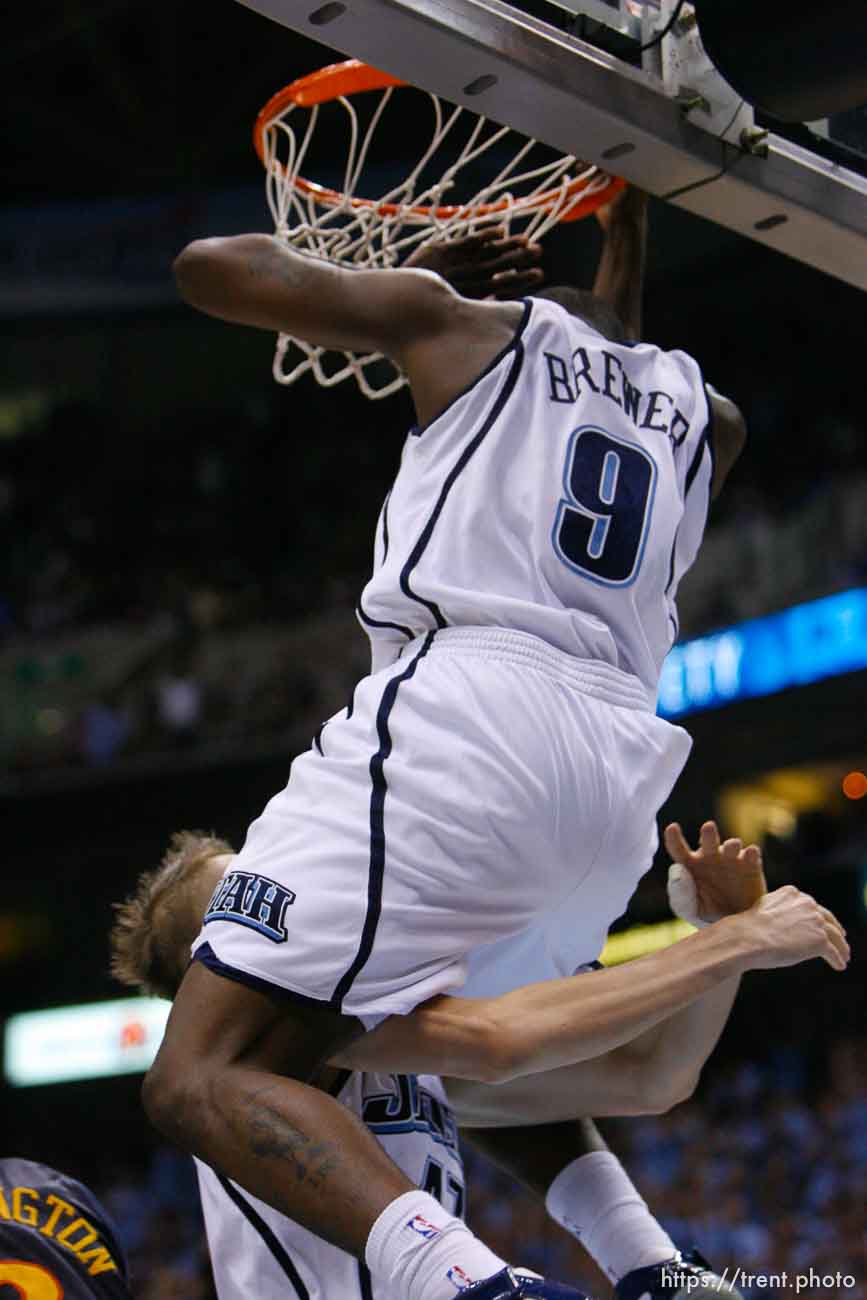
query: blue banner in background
[{"left": 658, "top": 587, "right": 867, "bottom": 719}]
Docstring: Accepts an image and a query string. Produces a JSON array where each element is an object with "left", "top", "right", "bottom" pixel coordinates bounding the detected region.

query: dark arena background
[{"left": 1, "top": 4, "right": 866, "bottom": 1299}]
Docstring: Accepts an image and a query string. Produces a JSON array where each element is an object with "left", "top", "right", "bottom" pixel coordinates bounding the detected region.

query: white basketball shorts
[{"left": 191, "top": 627, "right": 692, "bottom": 1021}]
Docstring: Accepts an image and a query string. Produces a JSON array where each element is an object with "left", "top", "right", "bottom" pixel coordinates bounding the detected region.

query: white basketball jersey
[
  {"left": 358, "top": 296, "right": 714, "bottom": 697},
  {"left": 195, "top": 1072, "right": 464, "bottom": 1300}
]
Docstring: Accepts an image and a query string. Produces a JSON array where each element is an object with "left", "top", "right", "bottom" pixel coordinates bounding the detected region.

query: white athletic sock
[
  {"left": 366, "top": 1190, "right": 506, "bottom": 1300},
  {"left": 545, "top": 1151, "right": 677, "bottom": 1283}
]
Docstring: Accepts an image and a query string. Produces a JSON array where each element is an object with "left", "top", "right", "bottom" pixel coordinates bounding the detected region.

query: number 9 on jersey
[{"left": 552, "top": 427, "right": 658, "bottom": 586}]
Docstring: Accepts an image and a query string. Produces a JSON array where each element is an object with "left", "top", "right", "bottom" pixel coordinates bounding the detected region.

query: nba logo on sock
[
  {"left": 406, "top": 1214, "right": 441, "bottom": 1240},
  {"left": 446, "top": 1265, "right": 475, "bottom": 1291}
]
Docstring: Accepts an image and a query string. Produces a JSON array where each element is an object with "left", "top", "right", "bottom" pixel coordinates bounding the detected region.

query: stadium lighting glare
[
  {"left": 658, "top": 586, "right": 867, "bottom": 719},
  {"left": 842, "top": 771, "right": 867, "bottom": 800},
  {"left": 600, "top": 918, "right": 695, "bottom": 966},
  {"left": 3, "top": 998, "right": 170, "bottom": 1087}
]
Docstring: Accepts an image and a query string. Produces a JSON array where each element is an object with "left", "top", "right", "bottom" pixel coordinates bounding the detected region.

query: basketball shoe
[
  {"left": 615, "top": 1248, "right": 743, "bottom": 1299},
  {"left": 459, "top": 1266, "right": 594, "bottom": 1299}
]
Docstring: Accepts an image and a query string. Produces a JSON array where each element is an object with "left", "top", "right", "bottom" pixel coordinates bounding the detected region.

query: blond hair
[{"left": 110, "top": 830, "right": 233, "bottom": 1000}]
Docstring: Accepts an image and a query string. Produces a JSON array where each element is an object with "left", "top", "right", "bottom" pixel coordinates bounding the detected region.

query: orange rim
[{"left": 254, "top": 59, "right": 625, "bottom": 223}]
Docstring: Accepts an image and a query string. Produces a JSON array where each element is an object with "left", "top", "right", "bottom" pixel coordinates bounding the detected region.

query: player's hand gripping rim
[{"left": 404, "top": 226, "right": 544, "bottom": 299}]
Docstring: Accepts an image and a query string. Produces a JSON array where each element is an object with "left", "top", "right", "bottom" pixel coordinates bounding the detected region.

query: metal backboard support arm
[{"left": 238, "top": 0, "right": 867, "bottom": 289}]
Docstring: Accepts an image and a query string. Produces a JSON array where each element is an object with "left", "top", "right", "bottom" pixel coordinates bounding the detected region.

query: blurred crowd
[
  {"left": 468, "top": 1035, "right": 867, "bottom": 1299},
  {"left": 676, "top": 474, "right": 867, "bottom": 634},
  {"left": 82, "top": 1034, "right": 865, "bottom": 1298},
  {"left": 2, "top": 397, "right": 867, "bottom": 779}
]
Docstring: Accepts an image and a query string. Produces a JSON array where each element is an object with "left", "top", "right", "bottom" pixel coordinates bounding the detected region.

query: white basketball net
[{"left": 259, "top": 72, "right": 614, "bottom": 399}]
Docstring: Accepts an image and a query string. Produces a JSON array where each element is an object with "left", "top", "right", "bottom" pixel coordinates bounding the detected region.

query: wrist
[{"left": 709, "top": 911, "right": 760, "bottom": 975}]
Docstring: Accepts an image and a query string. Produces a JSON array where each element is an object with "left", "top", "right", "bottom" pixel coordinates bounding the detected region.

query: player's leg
[
  {"left": 465, "top": 1122, "right": 676, "bottom": 1283},
  {"left": 152, "top": 643, "right": 651, "bottom": 1298},
  {"left": 464, "top": 1121, "right": 742, "bottom": 1299},
  {"left": 143, "top": 961, "right": 509, "bottom": 1300}
]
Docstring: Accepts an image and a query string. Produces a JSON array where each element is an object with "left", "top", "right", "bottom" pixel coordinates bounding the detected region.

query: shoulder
[
  {"left": 402, "top": 298, "right": 528, "bottom": 429},
  {"left": 387, "top": 272, "right": 521, "bottom": 362},
  {"left": 407, "top": 282, "right": 524, "bottom": 339}
]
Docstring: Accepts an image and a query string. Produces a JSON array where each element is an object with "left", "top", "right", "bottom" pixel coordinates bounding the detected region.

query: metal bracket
[{"left": 237, "top": 0, "right": 867, "bottom": 288}]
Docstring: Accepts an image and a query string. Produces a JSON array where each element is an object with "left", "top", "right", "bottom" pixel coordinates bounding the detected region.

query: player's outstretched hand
[
  {"left": 404, "top": 227, "right": 544, "bottom": 299},
  {"left": 664, "top": 820, "right": 766, "bottom": 926},
  {"left": 736, "top": 885, "right": 850, "bottom": 972}
]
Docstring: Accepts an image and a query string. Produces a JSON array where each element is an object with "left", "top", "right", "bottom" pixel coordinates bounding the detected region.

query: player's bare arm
[
  {"left": 443, "top": 828, "right": 828, "bottom": 1294},
  {"left": 592, "top": 185, "right": 648, "bottom": 341},
  {"left": 568, "top": 820, "right": 768, "bottom": 1117},
  {"left": 116, "top": 828, "right": 846, "bottom": 1124},
  {"left": 173, "top": 233, "right": 523, "bottom": 427},
  {"left": 707, "top": 383, "right": 748, "bottom": 497},
  {"left": 588, "top": 187, "right": 746, "bottom": 498},
  {"left": 335, "top": 883, "right": 848, "bottom": 1088},
  {"left": 143, "top": 960, "right": 416, "bottom": 1255},
  {"left": 346, "top": 826, "right": 806, "bottom": 1125}
]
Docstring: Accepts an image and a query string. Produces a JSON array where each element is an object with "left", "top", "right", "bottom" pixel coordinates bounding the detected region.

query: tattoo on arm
[
  {"left": 242, "top": 1086, "right": 341, "bottom": 1190},
  {"left": 246, "top": 241, "right": 310, "bottom": 292}
]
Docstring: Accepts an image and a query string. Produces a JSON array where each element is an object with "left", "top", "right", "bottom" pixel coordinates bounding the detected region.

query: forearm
[
  {"left": 444, "top": 1054, "right": 655, "bottom": 1127},
  {"left": 615, "top": 972, "right": 741, "bottom": 1097},
  {"left": 592, "top": 192, "right": 647, "bottom": 340},
  {"left": 443, "top": 979, "right": 738, "bottom": 1129},
  {"left": 450, "top": 973, "right": 741, "bottom": 1127},
  {"left": 172, "top": 233, "right": 455, "bottom": 357},
  {"left": 335, "top": 918, "right": 752, "bottom": 1083},
  {"left": 449, "top": 921, "right": 749, "bottom": 1080}
]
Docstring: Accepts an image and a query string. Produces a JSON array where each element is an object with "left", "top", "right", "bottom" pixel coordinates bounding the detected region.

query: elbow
[
  {"left": 173, "top": 239, "right": 223, "bottom": 310},
  {"left": 634, "top": 1068, "right": 700, "bottom": 1116},
  {"left": 612, "top": 1048, "right": 700, "bottom": 1115},
  {"left": 141, "top": 1058, "right": 177, "bottom": 1135},
  {"left": 142, "top": 1054, "right": 201, "bottom": 1148},
  {"left": 437, "top": 1009, "right": 528, "bottom": 1085}
]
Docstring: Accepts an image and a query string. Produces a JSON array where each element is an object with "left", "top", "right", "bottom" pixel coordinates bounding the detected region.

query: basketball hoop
[{"left": 254, "top": 60, "right": 625, "bottom": 399}]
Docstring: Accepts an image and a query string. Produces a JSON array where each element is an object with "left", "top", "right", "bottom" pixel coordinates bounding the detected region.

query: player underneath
[
  {"left": 116, "top": 826, "right": 847, "bottom": 1299},
  {"left": 142, "top": 189, "right": 844, "bottom": 1300},
  {"left": 0, "top": 1157, "right": 131, "bottom": 1299},
  {"left": 114, "top": 834, "right": 467, "bottom": 1300}
]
